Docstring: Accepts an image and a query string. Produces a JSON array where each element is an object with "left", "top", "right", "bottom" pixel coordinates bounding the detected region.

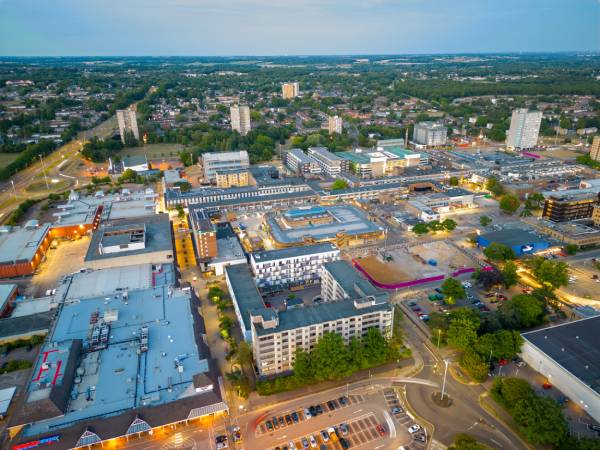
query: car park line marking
[{"left": 353, "top": 409, "right": 363, "bottom": 414}]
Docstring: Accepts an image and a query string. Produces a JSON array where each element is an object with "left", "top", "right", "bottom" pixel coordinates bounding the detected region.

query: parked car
[
  {"left": 301, "top": 437, "right": 309, "bottom": 449},
  {"left": 285, "top": 415, "right": 293, "bottom": 425},
  {"left": 320, "top": 430, "right": 330, "bottom": 442},
  {"left": 304, "top": 407, "right": 312, "bottom": 419},
  {"left": 309, "top": 435, "right": 317, "bottom": 448},
  {"left": 338, "top": 396, "right": 348, "bottom": 406},
  {"left": 414, "top": 433, "right": 427, "bottom": 442},
  {"left": 340, "top": 423, "right": 349, "bottom": 436},
  {"left": 327, "top": 400, "right": 336, "bottom": 410},
  {"left": 315, "top": 404, "right": 323, "bottom": 415},
  {"left": 376, "top": 424, "right": 386, "bottom": 436},
  {"left": 391, "top": 406, "right": 403, "bottom": 414},
  {"left": 279, "top": 416, "right": 285, "bottom": 427},
  {"left": 339, "top": 438, "right": 350, "bottom": 449},
  {"left": 265, "top": 420, "right": 274, "bottom": 431},
  {"left": 272, "top": 417, "right": 279, "bottom": 429},
  {"left": 408, "top": 424, "right": 421, "bottom": 434},
  {"left": 291, "top": 412, "right": 299, "bottom": 423}
]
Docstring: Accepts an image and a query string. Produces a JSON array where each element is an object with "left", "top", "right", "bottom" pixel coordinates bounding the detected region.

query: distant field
[
  {"left": 0, "top": 153, "right": 20, "bottom": 166},
  {"left": 120, "top": 143, "right": 183, "bottom": 160}
]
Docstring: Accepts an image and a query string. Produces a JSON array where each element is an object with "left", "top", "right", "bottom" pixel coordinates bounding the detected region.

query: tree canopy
[{"left": 483, "top": 243, "right": 516, "bottom": 262}]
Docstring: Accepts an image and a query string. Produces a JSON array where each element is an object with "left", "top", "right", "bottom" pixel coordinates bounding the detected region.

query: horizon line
[{"left": 1, "top": 50, "right": 599, "bottom": 59}]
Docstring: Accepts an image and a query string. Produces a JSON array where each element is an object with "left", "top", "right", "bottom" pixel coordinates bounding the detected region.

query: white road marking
[
  {"left": 490, "top": 438, "right": 502, "bottom": 447},
  {"left": 353, "top": 409, "right": 363, "bottom": 414}
]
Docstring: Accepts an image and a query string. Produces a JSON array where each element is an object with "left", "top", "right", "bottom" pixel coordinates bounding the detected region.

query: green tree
[
  {"left": 311, "top": 333, "right": 351, "bottom": 381},
  {"left": 500, "top": 294, "right": 544, "bottom": 328},
  {"left": 501, "top": 261, "right": 519, "bottom": 288},
  {"left": 292, "top": 349, "right": 314, "bottom": 382},
  {"left": 446, "top": 308, "right": 480, "bottom": 350},
  {"left": 331, "top": 178, "right": 349, "bottom": 190},
  {"left": 236, "top": 341, "right": 253, "bottom": 372},
  {"left": 362, "top": 327, "right": 391, "bottom": 366},
  {"left": 486, "top": 176, "right": 504, "bottom": 196},
  {"left": 412, "top": 223, "right": 429, "bottom": 235},
  {"left": 479, "top": 215, "right": 492, "bottom": 227},
  {"left": 449, "top": 176, "right": 459, "bottom": 186},
  {"left": 513, "top": 395, "right": 568, "bottom": 446},
  {"left": 448, "top": 434, "right": 486, "bottom": 450},
  {"left": 499, "top": 194, "right": 521, "bottom": 215},
  {"left": 442, "top": 218, "right": 457, "bottom": 231},
  {"left": 483, "top": 242, "right": 516, "bottom": 262},
  {"left": 490, "top": 377, "right": 532, "bottom": 410},
  {"left": 564, "top": 243, "right": 578, "bottom": 255},
  {"left": 460, "top": 348, "right": 489, "bottom": 381},
  {"left": 348, "top": 338, "right": 368, "bottom": 371},
  {"left": 528, "top": 257, "right": 569, "bottom": 290},
  {"left": 441, "top": 277, "right": 465, "bottom": 305}
]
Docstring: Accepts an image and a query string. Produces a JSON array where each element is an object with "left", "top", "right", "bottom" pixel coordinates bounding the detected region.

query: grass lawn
[
  {"left": 120, "top": 143, "right": 183, "bottom": 160},
  {"left": 0, "top": 153, "right": 20, "bottom": 166}
]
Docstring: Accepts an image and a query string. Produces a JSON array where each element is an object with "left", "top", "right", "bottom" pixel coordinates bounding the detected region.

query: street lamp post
[
  {"left": 437, "top": 329, "right": 442, "bottom": 350},
  {"left": 10, "top": 180, "right": 17, "bottom": 199},
  {"left": 39, "top": 154, "right": 49, "bottom": 190},
  {"left": 441, "top": 360, "right": 449, "bottom": 400}
]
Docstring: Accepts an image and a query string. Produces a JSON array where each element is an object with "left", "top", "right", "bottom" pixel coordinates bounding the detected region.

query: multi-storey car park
[{"left": 8, "top": 265, "right": 226, "bottom": 450}]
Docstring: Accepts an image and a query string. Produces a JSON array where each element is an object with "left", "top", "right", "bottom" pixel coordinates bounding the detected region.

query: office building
[
  {"left": 337, "top": 147, "right": 421, "bottom": 179},
  {"left": 525, "top": 217, "right": 600, "bottom": 249},
  {"left": 282, "top": 82, "right": 300, "bottom": 99},
  {"left": 328, "top": 115, "right": 343, "bottom": 135},
  {"left": 0, "top": 284, "right": 18, "bottom": 318},
  {"left": 116, "top": 109, "right": 140, "bottom": 144},
  {"left": 215, "top": 168, "right": 250, "bottom": 188},
  {"left": 542, "top": 191, "right": 600, "bottom": 222},
  {"left": 307, "top": 147, "right": 348, "bottom": 176},
  {"left": 202, "top": 150, "right": 250, "bottom": 182},
  {"left": 520, "top": 317, "right": 600, "bottom": 423},
  {"left": 250, "top": 243, "right": 340, "bottom": 290},
  {"left": 230, "top": 105, "right": 251, "bottom": 136},
  {"left": 206, "top": 223, "right": 246, "bottom": 276},
  {"left": 412, "top": 122, "right": 447, "bottom": 147},
  {"left": 590, "top": 136, "right": 600, "bottom": 162},
  {"left": 284, "top": 148, "right": 322, "bottom": 176},
  {"left": 189, "top": 209, "right": 217, "bottom": 260},
  {"left": 506, "top": 108, "right": 542, "bottom": 150}
]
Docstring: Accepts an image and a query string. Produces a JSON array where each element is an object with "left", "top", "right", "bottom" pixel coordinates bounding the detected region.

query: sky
[{"left": 0, "top": 0, "right": 599, "bottom": 56}]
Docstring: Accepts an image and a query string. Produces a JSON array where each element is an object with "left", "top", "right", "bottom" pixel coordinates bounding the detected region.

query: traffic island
[{"left": 431, "top": 391, "right": 453, "bottom": 407}]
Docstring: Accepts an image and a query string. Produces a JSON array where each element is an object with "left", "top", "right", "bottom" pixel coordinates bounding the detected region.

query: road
[
  {"left": 0, "top": 115, "right": 117, "bottom": 224},
  {"left": 400, "top": 302, "right": 528, "bottom": 450}
]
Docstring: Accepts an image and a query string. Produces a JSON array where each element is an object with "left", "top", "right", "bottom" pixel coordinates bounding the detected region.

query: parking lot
[{"left": 257, "top": 394, "right": 364, "bottom": 436}]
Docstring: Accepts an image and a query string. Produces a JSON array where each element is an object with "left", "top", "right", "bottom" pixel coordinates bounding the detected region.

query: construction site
[{"left": 354, "top": 241, "right": 476, "bottom": 287}]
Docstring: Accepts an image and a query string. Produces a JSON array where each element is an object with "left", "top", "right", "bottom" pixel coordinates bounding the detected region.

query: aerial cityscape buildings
[
  {"left": 506, "top": 108, "right": 543, "bottom": 150},
  {"left": 230, "top": 104, "right": 251, "bottom": 136}
]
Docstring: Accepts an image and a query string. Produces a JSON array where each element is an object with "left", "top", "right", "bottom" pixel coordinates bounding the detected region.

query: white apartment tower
[
  {"left": 282, "top": 82, "right": 300, "bottom": 99},
  {"left": 328, "top": 115, "right": 343, "bottom": 135},
  {"left": 506, "top": 108, "right": 542, "bottom": 150},
  {"left": 116, "top": 109, "right": 140, "bottom": 144},
  {"left": 230, "top": 105, "right": 251, "bottom": 136},
  {"left": 412, "top": 121, "right": 447, "bottom": 147}
]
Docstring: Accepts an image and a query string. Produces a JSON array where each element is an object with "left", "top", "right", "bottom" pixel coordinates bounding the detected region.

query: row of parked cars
[{"left": 264, "top": 396, "right": 350, "bottom": 432}]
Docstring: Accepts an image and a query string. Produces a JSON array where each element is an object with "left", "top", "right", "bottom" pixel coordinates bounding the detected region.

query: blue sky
[{"left": 0, "top": 0, "right": 598, "bottom": 56}]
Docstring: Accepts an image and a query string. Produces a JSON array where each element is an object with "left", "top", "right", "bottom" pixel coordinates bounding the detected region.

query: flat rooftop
[
  {"left": 84, "top": 215, "right": 172, "bottom": 262},
  {"left": 322, "top": 260, "right": 388, "bottom": 302},
  {"left": 479, "top": 229, "right": 548, "bottom": 247},
  {"left": 254, "top": 298, "right": 393, "bottom": 336},
  {"left": 522, "top": 316, "right": 600, "bottom": 394},
  {"left": 251, "top": 242, "right": 338, "bottom": 263},
  {"left": 59, "top": 264, "right": 167, "bottom": 300},
  {"left": 0, "top": 224, "right": 50, "bottom": 265},
  {"left": 225, "top": 264, "right": 264, "bottom": 332},
  {"left": 0, "top": 283, "right": 17, "bottom": 310},
  {"left": 19, "top": 285, "right": 214, "bottom": 439},
  {"left": 266, "top": 205, "right": 383, "bottom": 245}
]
